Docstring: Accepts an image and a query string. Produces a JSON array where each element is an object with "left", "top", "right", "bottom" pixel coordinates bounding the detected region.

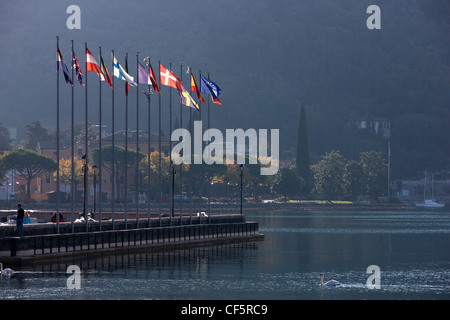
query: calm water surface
[{"left": 1, "top": 209, "right": 449, "bottom": 300}]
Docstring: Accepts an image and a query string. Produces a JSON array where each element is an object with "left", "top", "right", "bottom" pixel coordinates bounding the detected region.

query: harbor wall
[{"left": 0, "top": 217, "right": 262, "bottom": 263}]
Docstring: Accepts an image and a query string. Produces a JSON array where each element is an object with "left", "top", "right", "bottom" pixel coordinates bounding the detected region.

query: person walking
[{"left": 16, "top": 203, "right": 24, "bottom": 237}]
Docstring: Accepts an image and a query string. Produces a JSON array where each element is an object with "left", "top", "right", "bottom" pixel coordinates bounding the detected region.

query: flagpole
[
  {"left": 388, "top": 139, "right": 391, "bottom": 198},
  {"left": 125, "top": 52, "right": 129, "bottom": 229},
  {"left": 198, "top": 70, "right": 203, "bottom": 224},
  {"left": 189, "top": 74, "right": 193, "bottom": 225},
  {"left": 146, "top": 58, "right": 152, "bottom": 228},
  {"left": 111, "top": 50, "right": 115, "bottom": 230},
  {"left": 56, "top": 36, "right": 60, "bottom": 234},
  {"left": 158, "top": 60, "right": 162, "bottom": 226},
  {"left": 70, "top": 39, "right": 75, "bottom": 233},
  {"left": 179, "top": 62, "right": 183, "bottom": 225},
  {"left": 207, "top": 72, "right": 211, "bottom": 224},
  {"left": 169, "top": 62, "right": 173, "bottom": 226},
  {"left": 84, "top": 42, "right": 89, "bottom": 233},
  {"left": 136, "top": 52, "right": 140, "bottom": 228},
  {"left": 98, "top": 46, "right": 103, "bottom": 231}
]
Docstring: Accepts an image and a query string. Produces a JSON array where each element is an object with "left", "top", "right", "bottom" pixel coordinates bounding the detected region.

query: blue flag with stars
[{"left": 200, "top": 75, "right": 221, "bottom": 101}]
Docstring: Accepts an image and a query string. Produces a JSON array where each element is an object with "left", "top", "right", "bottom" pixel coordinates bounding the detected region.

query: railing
[{"left": 1, "top": 222, "right": 261, "bottom": 258}]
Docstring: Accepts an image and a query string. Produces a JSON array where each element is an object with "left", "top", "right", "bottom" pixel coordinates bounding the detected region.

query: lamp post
[
  {"left": 81, "top": 154, "right": 88, "bottom": 223},
  {"left": 7, "top": 182, "right": 11, "bottom": 208},
  {"left": 171, "top": 166, "right": 176, "bottom": 225},
  {"left": 92, "top": 165, "right": 98, "bottom": 213},
  {"left": 239, "top": 164, "right": 244, "bottom": 215}
]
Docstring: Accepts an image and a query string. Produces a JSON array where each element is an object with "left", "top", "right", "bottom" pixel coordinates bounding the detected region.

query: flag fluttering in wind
[
  {"left": 57, "top": 45, "right": 73, "bottom": 86},
  {"left": 200, "top": 75, "right": 221, "bottom": 105},
  {"left": 148, "top": 62, "right": 160, "bottom": 94},
  {"left": 113, "top": 55, "right": 137, "bottom": 86},
  {"left": 138, "top": 62, "right": 153, "bottom": 85},
  {"left": 71, "top": 48, "right": 84, "bottom": 86},
  {"left": 100, "top": 54, "right": 113, "bottom": 89},
  {"left": 86, "top": 47, "right": 105, "bottom": 81},
  {"left": 211, "top": 96, "right": 222, "bottom": 105},
  {"left": 178, "top": 85, "right": 200, "bottom": 111},
  {"left": 190, "top": 73, "right": 205, "bottom": 103},
  {"left": 141, "top": 59, "right": 160, "bottom": 94},
  {"left": 160, "top": 63, "right": 183, "bottom": 91}
]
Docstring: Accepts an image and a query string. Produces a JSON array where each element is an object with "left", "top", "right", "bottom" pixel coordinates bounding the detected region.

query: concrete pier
[{"left": 0, "top": 214, "right": 262, "bottom": 264}]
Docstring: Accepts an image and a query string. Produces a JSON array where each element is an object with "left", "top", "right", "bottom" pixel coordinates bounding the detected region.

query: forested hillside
[{"left": 0, "top": 0, "right": 448, "bottom": 179}]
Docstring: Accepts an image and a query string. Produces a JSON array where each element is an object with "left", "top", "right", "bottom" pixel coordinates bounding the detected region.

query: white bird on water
[
  {"left": 0, "top": 263, "right": 14, "bottom": 278},
  {"left": 319, "top": 273, "right": 342, "bottom": 287}
]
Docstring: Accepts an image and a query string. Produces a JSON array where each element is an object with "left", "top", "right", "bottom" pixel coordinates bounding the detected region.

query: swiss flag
[{"left": 160, "top": 64, "right": 182, "bottom": 91}]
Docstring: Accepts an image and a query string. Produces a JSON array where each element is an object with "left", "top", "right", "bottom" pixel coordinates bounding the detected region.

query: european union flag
[{"left": 200, "top": 75, "right": 221, "bottom": 100}]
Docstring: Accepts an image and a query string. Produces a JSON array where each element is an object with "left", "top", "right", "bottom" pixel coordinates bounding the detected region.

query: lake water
[{"left": 1, "top": 209, "right": 449, "bottom": 300}]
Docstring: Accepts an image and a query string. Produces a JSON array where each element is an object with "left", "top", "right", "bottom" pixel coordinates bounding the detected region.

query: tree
[
  {"left": 0, "top": 122, "right": 13, "bottom": 153},
  {"left": 359, "top": 150, "right": 387, "bottom": 198},
  {"left": 271, "top": 166, "right": 304, "bottom": 198},
  {"left": 23, "top": 120, "right": 53, "bottom": 150},
  {"left": 0, "top": 149, "right": 57, "bottom": 199},
  {"left": 140, "top": 151, "right": 172, "bottom": 198},
  {"left": 295, "top": 104, "right": 310, "bottom": 196},
  {"left": 91, "top": 145, "right": 146, "bottom": 200},
  {"left": 312, "top": 150, "right": 346, "bottom": 199},
  {"left": 54, "top": 158, "right": 85, "bottom": 196},
  {"left": 343, "top": 160, "right": 365, "bottom": 199}
]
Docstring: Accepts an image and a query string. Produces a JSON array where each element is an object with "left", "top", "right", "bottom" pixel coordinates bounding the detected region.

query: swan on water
[
  {"left": 0, "top": 263, "right": 14, "bottom": 278},
  {"left": 319, "top": 273, "right": 341, "bottom": 287}
]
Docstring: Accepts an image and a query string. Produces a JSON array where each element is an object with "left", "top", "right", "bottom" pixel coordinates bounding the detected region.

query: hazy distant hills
[{"left": 0, "top": 0, "right": 449, "bottom": 178}]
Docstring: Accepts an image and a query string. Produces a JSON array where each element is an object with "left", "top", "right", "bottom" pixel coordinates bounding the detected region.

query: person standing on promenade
[{"left": 16, "top": 203, "right": 24, "bottom": 237}]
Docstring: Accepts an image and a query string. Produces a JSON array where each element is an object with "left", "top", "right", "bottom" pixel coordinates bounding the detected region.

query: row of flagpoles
[{"left": 56, "top": 36, "right": 223, "bottom": 234}]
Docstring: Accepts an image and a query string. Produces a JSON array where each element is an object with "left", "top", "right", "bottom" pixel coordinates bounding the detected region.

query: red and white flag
[
  {"left": 160, "top": 63, "right": 182, "bottom": 91},
  {"left": 85, "top": 47, "right": 105, "bottom": 81}
]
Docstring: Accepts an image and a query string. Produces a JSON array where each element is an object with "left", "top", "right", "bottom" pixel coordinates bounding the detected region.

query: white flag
[{"left": 112, "top": 55, "right": 136, "bottom": 86}]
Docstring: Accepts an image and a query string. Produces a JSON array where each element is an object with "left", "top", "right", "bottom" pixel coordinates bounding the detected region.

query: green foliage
[
  {"left": 295, "top": 105, "right": 310, "bottom": 196},
  {"left": 0, "top": 148, "right": 57, "bottom": 199},
  {"left": 312, "top": 149, "right": 388, "bottom": 200},
  {"left": 271, "top": 166, "right": 304, "bottom": 198},
  {"left": 359, "top": 150, "right": 387, "bottom": 198},
  {"left": 312, "top": 150, "right": 346, "bottom": 199},
  {"left": 0, "top": 122, "right": 13, "bottom": 153},
  {"left": 22, "top": 121, "right": 53, "bottom": 150},
  {"left": 91, "top": 145, "right": 146, "bottom": 199},
  {"left": 342, "top": 160, "right": 365, "bottom": 198}
]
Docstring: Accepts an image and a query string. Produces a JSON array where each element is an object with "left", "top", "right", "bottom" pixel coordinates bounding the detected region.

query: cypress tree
[{"left": 296, "top": 104, "right": 310, "bottom": 195}]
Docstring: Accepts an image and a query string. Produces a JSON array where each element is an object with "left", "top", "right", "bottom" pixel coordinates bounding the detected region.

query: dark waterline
[{"left": 1, "top": 210, "right": 449, "bottom": 300}]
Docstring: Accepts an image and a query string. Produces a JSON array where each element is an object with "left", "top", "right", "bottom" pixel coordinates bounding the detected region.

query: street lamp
[
  {"left": 81, "top": 154, "right": 88, "bottom": 220},
  {"left": 7, "top": 182, "right": 11, "bottom": 208},
  {"left": 239, "top": 164, "right": 244, "bottom": 215},
  {"left": 92, "top": 164, "right": 98, "bottom": 213},
  {"left": 171, "top": 166, "right": 176, "bottom": 223}
]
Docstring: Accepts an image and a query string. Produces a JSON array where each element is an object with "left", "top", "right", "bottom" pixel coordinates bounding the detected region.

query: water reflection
[{"left": 1, "top": 210, "right": 449, "bottom": 299}]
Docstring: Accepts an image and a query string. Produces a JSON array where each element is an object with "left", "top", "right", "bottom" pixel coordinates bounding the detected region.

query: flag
[
  {"left": 138, "top": 61, "right": 161, "bottom": 94},
  {"left": 148, "top": 62, "right": 160, "bottom": 94},
  {"left": 112, "top": 55, "right": 136, "bottom": 86},
  {"left": 138, "top": 62, "right": 152, "bottom": 85},
  {"left": 160, "top": 63, "right": 183, "bottom": 91},
  {"left": 200, "top": 75, "right": 221, "bottom": 101},
  {"left": 211, "top": 95, "right": 222, "bottom": 105},
  {"left": 86, "top": 47, "right": 105, "bottom": 81},
  {"left": 99, "top": 54, "right": 113, "bottom": 89},
  {"left": 190, "top": 73, "right": 205, "bottom": 103},
  {"left": 57, "top": 45, "right": 73, "bottom": 86},
  {"left": 178, "top": 85, "right": 199, "bottom": 111},
  {"left": 71, "top": 48, "right": 84, "bottom": 86}
]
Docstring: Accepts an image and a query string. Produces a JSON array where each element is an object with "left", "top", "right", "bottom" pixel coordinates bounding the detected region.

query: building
[
  {"left": 357, "top": 116, "right": 391, "bottom": 139},
  {"left": 33, "top": 130, "right": 169, "bottom": 203}
]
